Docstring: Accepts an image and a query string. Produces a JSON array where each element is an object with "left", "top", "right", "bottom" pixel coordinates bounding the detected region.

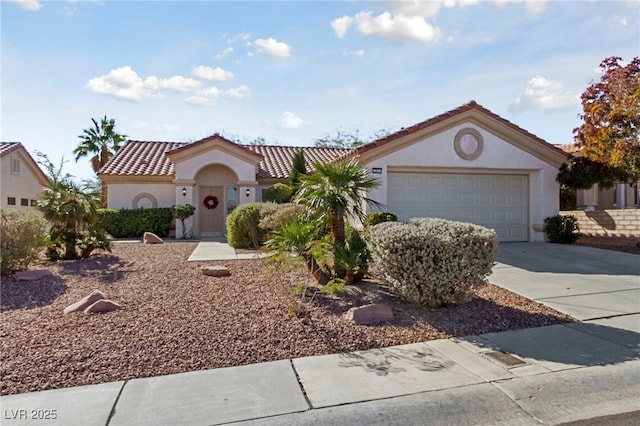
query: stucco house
[
  {"left": 0, "top": 142, "right": 49, "bottom": 211},
  {"left": 99, "top": 101, "right": 567, "bottom": 242}
]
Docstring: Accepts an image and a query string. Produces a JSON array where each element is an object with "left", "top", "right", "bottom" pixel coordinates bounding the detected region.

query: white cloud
[
  {"left": 253, "top": 38, "right": 291, "bottom": 59},
  {"left": 280, "top": 111, "right": 307, "bottom": 129},
  {"left": 155, "top": 75, "right": 202, "bottom": 92},
  {"left": 331, "top": 16, "right": 354, "bottom": 38},
  {"left": 215, "top": 47, "right": 234, "bottom": 59},
  {"left": 86, "top": 66, "right": 202, "bottom": 102},
  {"left": 192, "top": 65, "right": 234, "bottom": 82},
  {"left": 226, "top": 32, "right": 251, "bottom": 44},
  {"left": 353, "top": 11, "right": 441, "bottom": 43},
  {"left": 7, "top": 0, "right": 41, "bottom": 11},
  {"left": 509, "top": 75, "right": 579, "bottom": 112},
  {"left": 492, "top": 0, "right": 547, "bottom": 16},
  {"left": 224, "top": 85, "right": 251, "bottom": 100},
  {"left": 185, "top": 87, "right": 221, "bottom": 107}
]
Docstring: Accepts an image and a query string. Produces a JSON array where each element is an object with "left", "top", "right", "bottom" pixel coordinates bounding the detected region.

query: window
[
  {"left": 7, "top": 197, "right": 16, "bottom": 205},
  {"left": 11, "top": 157, "right": 21, "bottom": 174},
  {"left": 20, "top": 198, "right": 28, "bottom": 206},
  {"left": 30, "top": 199, "right": 37, "bottom": 206},
  {"left": 226, "top": 187, "right": 238, "bottom": 215}
]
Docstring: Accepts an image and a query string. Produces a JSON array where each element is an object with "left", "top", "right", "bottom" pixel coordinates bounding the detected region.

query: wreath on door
[{"left": 203, "top": 195, "right": 219, "bottom": 209}]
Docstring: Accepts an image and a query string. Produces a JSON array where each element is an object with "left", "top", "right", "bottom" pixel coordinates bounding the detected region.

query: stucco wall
[
  {"left": 106, "top": 183, "right": 175, "bottom": 209},
  {"left": 560, "top": 209, "right": 640, "bottom": 237},
  {"left": 363, "top": 123, "right": 560, "bottom": 242},
  {"left": 1, "top": 151, "right": 46, "bottom": 211}
]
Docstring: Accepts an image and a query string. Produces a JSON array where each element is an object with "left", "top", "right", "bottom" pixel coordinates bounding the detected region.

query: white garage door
[{"left": 388, "top": 172, "right": 529, "bottom": 242}]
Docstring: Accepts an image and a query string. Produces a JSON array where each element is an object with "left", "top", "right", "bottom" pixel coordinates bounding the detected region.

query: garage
[{"left": 388, "top": 172, "right": 529, "bottom": 241}]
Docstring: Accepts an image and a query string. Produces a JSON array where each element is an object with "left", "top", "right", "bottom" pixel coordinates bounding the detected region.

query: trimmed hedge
[
  {"left": 226, "top": 203, "right": 266, "bottom": 249},
  {"left": 97, "top": 208, "right": 173, "bottom": 238},
  {"left": 367, "top": 218, "right": 497, "bottom": 308}
]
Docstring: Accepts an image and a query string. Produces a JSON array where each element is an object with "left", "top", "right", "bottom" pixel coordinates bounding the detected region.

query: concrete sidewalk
[
  {"left": 2, "top": 243, "right": 639, "bottom": 425},
  {"left": 187, "top": 239, "right": 271, "bottom": 261}
]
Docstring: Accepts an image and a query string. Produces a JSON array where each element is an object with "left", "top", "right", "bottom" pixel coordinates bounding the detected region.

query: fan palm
[
  {"left": 294, "top": 157, "right": 381, "bottom": 279},
  {"left": 74, "top": 116, "right": 127, "bottom": 207},
  {"left": 74, "top": 116, "right": 127, "bottom": 173}
]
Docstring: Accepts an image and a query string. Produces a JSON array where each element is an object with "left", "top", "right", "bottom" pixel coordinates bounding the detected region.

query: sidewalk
[{"left": 1, "top": 243, "right": 639, "bottom": 425}]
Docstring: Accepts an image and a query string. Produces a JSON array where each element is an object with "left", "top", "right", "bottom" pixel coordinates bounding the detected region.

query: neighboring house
[
  {"left": 558, "top": 142, "right": 639, "bottom": 210},
  {"left": 0, "top": 142, "right": 49, "bottom": 211},
  {"left": 99, "top": 101, "right": 567, "bottom": 242}
]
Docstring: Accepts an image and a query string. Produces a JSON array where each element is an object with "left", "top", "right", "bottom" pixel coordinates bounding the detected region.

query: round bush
[
  {"left": 367, "top": 218, "right": 498, "bottom": 307},
  {"left": 1, "top": 209, "right": 47, "bottom": 275},
  {"left": 226, "top": 202, "right": 268, "bottom": 249},
  {"left": 363, "top": 211, "right": 397, "bottom": 228}
]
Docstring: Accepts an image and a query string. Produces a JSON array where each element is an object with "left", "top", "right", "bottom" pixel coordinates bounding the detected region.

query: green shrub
[
  {"left": 1, "top": 209, "right": 47, "bottom": 275},
  {"left": 367, "top": 218, "right": 498, "bottom": 308},
  {"left": 258, "top": 203, "right": 305, "bottom": 235},
  {"left": 363, "top": 211, "right": 398, "bottom": 228},
  {"left": 226, "top": 202, "right": 268, "bottom": 249},
  {"left": 544, "top": 215, "right": 580, "bottom": 244},
  {"left": 97, "top": 208, "right": 173, "bottom": 238},
  {"left": 264, "top": 183, "right": 293, "bottom": 203}
]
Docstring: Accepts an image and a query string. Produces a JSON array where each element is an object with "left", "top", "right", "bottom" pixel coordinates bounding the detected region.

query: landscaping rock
[
  {"left": 143, "top": 232, "right": 164, "bottom": 244},
  {"left": 201, "top": 265, "right": 231, "bottom": 277},
  {"left": 345, "top": 304, "right": 394, "bottom": 325},
  {"left": 15, "top": 269, "right": 53, "bottom": 281},
  {"left": 84, "top": 299, "right": 121, "bottom": 314},
  {"left": 63, "top": 290, "right": 107, "bottom": 314}
]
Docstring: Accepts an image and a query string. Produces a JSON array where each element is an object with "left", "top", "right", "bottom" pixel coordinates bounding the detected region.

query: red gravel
[{"left": 0, "top": 242, "right": 574, "bottom": 396}]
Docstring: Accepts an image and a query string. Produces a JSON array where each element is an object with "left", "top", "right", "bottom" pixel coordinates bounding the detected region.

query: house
[
  {"left": 0, "top": 142, "right": 49, "bottom": 211},
  {"left": 99, "top": 101, "right": 567, "bottom": 242},
  {"left": 558, "top": 142, "right": 639, "bottom": 210}
]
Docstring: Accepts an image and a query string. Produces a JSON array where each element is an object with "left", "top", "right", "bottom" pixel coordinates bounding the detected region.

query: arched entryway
[{"left": 195, "top": 164, "right": 239, "bottom": 237}]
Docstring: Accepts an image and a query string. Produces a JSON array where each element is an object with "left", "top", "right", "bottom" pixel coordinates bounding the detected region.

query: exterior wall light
[
  {"left": 182, "top": 187, "right": 187, "bottom": 197},
  {"left": 245, "top": 188, "right": 251, "bottom": 197}
]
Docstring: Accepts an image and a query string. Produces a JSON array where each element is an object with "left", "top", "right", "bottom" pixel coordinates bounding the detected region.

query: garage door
[{"left": 388, "top": 173, "right": 529, "bottom": 241}]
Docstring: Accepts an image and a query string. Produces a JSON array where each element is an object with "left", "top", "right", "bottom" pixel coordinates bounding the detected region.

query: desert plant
[
  {"left": 367, "top": 218, "right": 498, "bottom": 308},
  {"left": 38, "top": 179, "right": 111, "bottom": 260},
  {"left": 264, "top": 183, "right": 293, "bottom": 203},
  {"left": 0, "top": 209, "right": 47, "bottom": 275},
  {"left": 258, "top": 203, "right": 305, "bottom": 236},
  {"left": 544, "top": 215, "right": 580, "bottom": 244},
  {"left": 334, "top": 227, "right": 370, "bottom": 285},
  {"left": 172, "top": 204, "right": 196, "bottom": 238},
  {"left": 363, "top": 211, "right": 397, "bottom": 228},
  {"left": 295, "top": 157, "right": 381, "bottom": 280},
  {"left": 226, "top": 202, "right": 268, "bottom": 249}
]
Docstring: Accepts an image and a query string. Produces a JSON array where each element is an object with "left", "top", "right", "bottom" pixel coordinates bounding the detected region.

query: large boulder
[
  {"left": 15, "top": 269, "right": 52, "bottom": 281},
  {"left": 63, "top": 290, "right": 107, "bottom": 314},
  {"left": 143, "top": 232, "right": 164, "bottom": 244},
  {"left": 201, "top": 265, "right": 231, "bottom": 277},
  {"left": 345, "top": 304, "right": 394, "bottom": 325},
  {"left": 84, "top": 299, "right": 121, "bottom": 314}
]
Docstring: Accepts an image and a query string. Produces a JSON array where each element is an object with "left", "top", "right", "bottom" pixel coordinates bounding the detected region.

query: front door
[{"left": 199, "top": 186, "right": 224, "bottom": 235}]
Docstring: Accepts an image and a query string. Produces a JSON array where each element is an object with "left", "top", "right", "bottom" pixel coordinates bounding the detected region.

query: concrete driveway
[{"left": 491, "top": 242, "right": 640, "bottom": 321}]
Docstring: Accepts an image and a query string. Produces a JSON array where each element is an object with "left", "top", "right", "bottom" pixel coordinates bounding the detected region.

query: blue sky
[{"left": 2, "top": 0, "right": 638, "bottom": 181}]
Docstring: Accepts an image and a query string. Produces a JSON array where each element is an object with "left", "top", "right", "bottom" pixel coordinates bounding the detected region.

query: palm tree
[
  {"left": 74, "top": 116, "right": 127, "bottom": 207},
  {"left": 38, "top": 180, "right": 101, "bottom": 259},
  {"left": 294, "top": 157, "right": 381, "bottom": 279}
]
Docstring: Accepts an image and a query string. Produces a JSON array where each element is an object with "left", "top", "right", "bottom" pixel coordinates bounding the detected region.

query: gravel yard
[{"left": 1, "top": 242, "right": 574, "bottom": 396}]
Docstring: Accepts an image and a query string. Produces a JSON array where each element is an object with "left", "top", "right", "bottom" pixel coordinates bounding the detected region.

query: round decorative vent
[{"left": 454, "top": 128, "right": 484, "bottom": 161}]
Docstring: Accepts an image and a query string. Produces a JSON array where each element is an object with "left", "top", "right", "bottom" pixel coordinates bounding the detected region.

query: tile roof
[
  {"left": 355, "top": 100, "right": 568, "bottom": 157},
  {"left": 99, "top": 138, "right": 350, "bottom": 180},
  {"left": 248, "top": 145, "right": 351, "bottom": 179},
  {"left": 0, "top": 142, "right": 23, "bottom": 158}
]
